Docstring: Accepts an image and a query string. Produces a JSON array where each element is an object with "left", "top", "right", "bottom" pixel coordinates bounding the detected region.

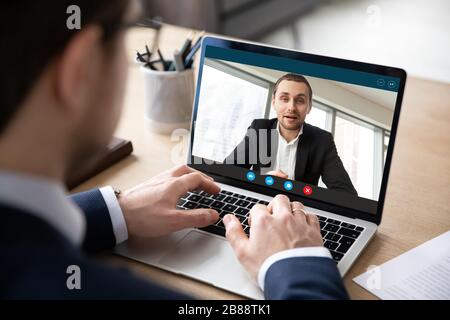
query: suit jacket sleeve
[
  {"left": 321, "top": 135, "right": 358, "bottom": 196},
  {"left": 69, "top": 188, "right": 116, "bottom": 253},
  {"left": 264, "top": 257, "right": 349, "bottom": 300}
]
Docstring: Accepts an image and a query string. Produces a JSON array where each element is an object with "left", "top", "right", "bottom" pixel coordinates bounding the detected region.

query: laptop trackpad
[{"left": 159, "top": 230, "right": 257, "bottom": 294}]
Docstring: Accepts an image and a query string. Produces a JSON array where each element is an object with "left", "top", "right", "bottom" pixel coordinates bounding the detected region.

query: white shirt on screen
[{"left": 261, "top": 122, "right": 303, "bottom": 180}]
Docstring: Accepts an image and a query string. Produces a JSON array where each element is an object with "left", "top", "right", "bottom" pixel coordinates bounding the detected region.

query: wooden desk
[{"left": 73, "top": 25, "right": 450, "bottom": 299}]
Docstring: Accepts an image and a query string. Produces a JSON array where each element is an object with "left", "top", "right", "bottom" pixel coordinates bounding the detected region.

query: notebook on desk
[
  {"left": 66, "top": 137, "right": 133, "bottom": 190},
  {"left": 354, "top": 231, "right": 450, "bottom": 300}
]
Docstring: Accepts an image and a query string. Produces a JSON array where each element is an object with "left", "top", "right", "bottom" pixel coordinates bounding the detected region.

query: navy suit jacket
[{"left": 0, "top": 188, "right": 348, "bottom": 299}]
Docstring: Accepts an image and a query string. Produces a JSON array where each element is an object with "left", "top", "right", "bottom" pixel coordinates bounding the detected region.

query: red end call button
[{"left": 303, "top": 185, "right": 313, "bottom": 196}]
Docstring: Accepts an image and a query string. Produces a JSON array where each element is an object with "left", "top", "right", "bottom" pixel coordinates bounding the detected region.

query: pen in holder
[
  {"left": 138, "top": 61, "right": 195, "bottom": 134},
  {"left": 136, "top": 32, "right": 203, "bottom": 134}
]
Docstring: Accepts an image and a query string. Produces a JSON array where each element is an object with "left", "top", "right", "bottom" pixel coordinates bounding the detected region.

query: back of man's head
[{"left": 0, "top": 1, "right": 129, "bottom": 135}]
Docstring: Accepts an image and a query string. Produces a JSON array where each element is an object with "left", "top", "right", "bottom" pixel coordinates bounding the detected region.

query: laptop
[{"left": 115, "top": 36, "right": 406, "bottom": 299}]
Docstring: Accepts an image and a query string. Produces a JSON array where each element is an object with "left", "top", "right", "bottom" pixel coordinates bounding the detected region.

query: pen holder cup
[{"left": 140, "top": 65, "right": 195, "bottom": 135}]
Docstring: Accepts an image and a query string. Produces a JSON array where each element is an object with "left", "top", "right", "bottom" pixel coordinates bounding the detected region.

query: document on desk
[{"left": 353, "top": 230, "right": 450, "bottom": 300}]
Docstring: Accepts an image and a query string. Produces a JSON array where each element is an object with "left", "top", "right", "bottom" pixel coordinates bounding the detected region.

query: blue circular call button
[
  {"left": 283, "top": 181, "right": 293, "bottom": 191},
  {"left": 246, "top": 171, "right": 256, "bottom": 181},
  {"left": 265, "top": 176, "right": 274, "bottom": 186}
]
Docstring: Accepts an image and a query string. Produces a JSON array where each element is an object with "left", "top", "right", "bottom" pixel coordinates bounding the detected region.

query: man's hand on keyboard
[
  {"left": 118, "top": 165, "right": 220, "bottom": 238},
  {"left": 223, "top": 194, "right": 323, "bottom": 281}
]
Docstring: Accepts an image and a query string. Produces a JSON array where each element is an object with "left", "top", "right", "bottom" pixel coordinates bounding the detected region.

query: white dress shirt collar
[
  {"left": 276, "top": 121, "right": 303, "bottom": 145},
  {"left": 0, "top": 170, "right": 86, "bottom": 245},
  {"left": 271, "top": 122, "right": 304, "bottom": 180}
]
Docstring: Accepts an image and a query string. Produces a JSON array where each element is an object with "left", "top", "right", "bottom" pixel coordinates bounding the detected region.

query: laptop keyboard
[{"left": 177, "top": 189, "right": 365, "bottom": 263}]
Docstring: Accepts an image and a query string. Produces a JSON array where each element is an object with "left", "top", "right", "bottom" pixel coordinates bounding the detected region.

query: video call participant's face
[{"left": 272, "top": 80, "right": 311, "bottom": 131}]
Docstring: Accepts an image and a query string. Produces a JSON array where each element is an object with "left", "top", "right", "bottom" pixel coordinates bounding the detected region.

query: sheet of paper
[{"left": 353, "top": 230, "right": 450, "bottom": 300}]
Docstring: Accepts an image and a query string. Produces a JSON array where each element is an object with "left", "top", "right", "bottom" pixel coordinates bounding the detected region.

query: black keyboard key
[
  {"left": 236, "top": 200, "right": 250, "bottom": 207},
  {"left": 235, "top": 207, "right": 249, "bottom": 216},
  {"left": 244, "top": 226, "right": 250, "bottom": 235},
  {"left": 341, "top": 222, "right": 356, "bottom": 229},
  {"left": 187, "top": 194, "right": 201, "bottom": 202},
  {"left": 223, "top": 197, "right": 238, "bottom": 204},
  {"left": 330, "top": 250, "right": 344, "bottom": 262},
  {"left": 258, "top": 200, "right": 269, "bottom": 205},
  {"left": 326, "top": 218, "right": 341, "bottom": 226},
  {"left": 338, "top": 227, "right": 361, "bottom": 239},
  {"left": 199, "top": 198, "right": 214, "bottom": 206},
  {"left": 324, "top": 241, "right": 339, "bottom": 251},
  {"left": 325, "top": 233, "right": 341, "bottom": 242},
  {"left": 218, "top": 210, "right": 227, "bottom": 218},
  {"left": 247, "top": 202, "right": 256, "bottom": 209},
  {"left": 317, "top": 216, "right": 326, "bottom": 221},
  {"left": 336, "top": 236, "right": 355, "bottom": 254},
  {"left": 211, "top": 201, "right": 225, "bottom": 210},
  {"left": 196, "top": 204, "right": 209, "bottom": 209},
  {"left": 320, "top": 230, "right": 327, "bottom": 237},
  {"left": 355, "top": 226, "right": 364, "bottom": 232},
  {"left": 234, "top": 194, "right": 246, "bottom": 199},
  {"left": 223, "top": 204, "right": 237, "bottom": 213},
  {"left": 336, "top": 243, "right": 352, "bottom": 254},
  {"left": 221, "top": 190, "right": 233, "bottom": 195},
  {"left": 183, "top": 201, "right": 197, "bottom": 209},
  {"left": 324, "top": 223, "right": 340, "bottom": 232},
  {"left": 245, "top": 197, "right": 258, "bottom": 203},
  {"left": 235, "top": 215, "right": 247, "bottom": 223},
  {"left": 339, "top": 235, "right": 355, "bottom": 246},
  {"left": 337, "top": 236, "right": 356, "bottom": 253},
  {"left": 177, "top": 199, "right": 186, "bottom": 206},
  {"left": 199, "top": 191, "right": 210, "bottom": 197},
  {"left": 199, "top": 225, "right": 225, "bottom": 237},
  {"left": 216, "top": 219, "right": 225, "bottom": 228},
  {"left": 319, "top": 221, "right": 326, "bottom": 228},
  {"left": 211, "top": 194, "right": 226, "bottom": 201}
]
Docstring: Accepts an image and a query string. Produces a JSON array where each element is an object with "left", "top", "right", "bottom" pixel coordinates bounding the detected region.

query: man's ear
[{"left": 53, "top": 26, "right": 103, "bottom": 114}]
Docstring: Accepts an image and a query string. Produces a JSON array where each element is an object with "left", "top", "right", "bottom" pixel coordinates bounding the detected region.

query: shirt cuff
[
  {"left": 99, "top": 186, "right": 128, "bottom": 244},
  {"left": 257, "top": 247, "right": 332, "bottom": 291}
]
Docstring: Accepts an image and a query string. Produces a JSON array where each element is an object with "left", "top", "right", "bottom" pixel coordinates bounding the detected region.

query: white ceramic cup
[{"left": 140, "top": 65, "right": 195, "bottom": 135}]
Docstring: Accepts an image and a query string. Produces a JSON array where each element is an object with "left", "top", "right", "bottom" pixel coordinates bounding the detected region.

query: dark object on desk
[{"left": 66, "top": 137, "right": 133, "bottom": 190}]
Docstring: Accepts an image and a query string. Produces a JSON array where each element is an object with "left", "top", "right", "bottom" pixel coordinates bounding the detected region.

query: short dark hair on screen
[
  {"left": 272, "top": 73, "right": 313, "bottom": 103},
  {"left": 0, "top": 1, "right": 129, "bottom": 134}
]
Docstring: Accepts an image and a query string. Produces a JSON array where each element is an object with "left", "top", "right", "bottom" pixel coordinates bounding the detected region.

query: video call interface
[{"left": 192, "top": 45, "right": 401, "bottom": 214}]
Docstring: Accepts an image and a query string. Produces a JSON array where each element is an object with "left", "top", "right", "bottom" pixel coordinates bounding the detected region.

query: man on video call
[
  {"left": 226, "top": 73, "right": 357, "bottom": 196},
  {"left": 1, "top": 1, "right": 348, "bottom": 300}
]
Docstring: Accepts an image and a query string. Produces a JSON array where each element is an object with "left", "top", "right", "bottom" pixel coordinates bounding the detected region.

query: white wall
[
  {"left": 261, "top": 0, "right": 450, "bottom": 84},
  {"left": 307, "top": 77, "right": 395, "bottom": 129}
]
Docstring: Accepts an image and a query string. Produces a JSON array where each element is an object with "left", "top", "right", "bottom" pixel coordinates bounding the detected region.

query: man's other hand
[
  {"left": 118, "top": 165, "right": 220, "bottom": 238},
  {"left": 265, "top": 170, "right": 288, "bottom": 179},
  {"left": 223, "top": 194, "right": 323, "bottom": 280}
]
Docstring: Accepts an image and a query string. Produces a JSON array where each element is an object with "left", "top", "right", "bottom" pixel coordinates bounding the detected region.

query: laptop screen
[{"left": 189, "top": 37, "right": 405, "bottom": 222}]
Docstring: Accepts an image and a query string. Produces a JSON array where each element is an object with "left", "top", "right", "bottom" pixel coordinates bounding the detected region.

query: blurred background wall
[{"left": 141, "top": 0, "right": 450, "bottom": 83}]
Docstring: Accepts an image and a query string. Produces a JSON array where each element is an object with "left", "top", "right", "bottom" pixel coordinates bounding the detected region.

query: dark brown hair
[
  {"left": 0, "top": 1, "right": 130, "bottom": 134},
  {"left": 272, "top": 73, "right": 313, "bottom": 103}
]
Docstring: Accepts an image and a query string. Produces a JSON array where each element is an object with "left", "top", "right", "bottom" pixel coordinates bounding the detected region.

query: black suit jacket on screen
[{"left": 225, "top": 118, "right": 357, "bottom": 195}]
